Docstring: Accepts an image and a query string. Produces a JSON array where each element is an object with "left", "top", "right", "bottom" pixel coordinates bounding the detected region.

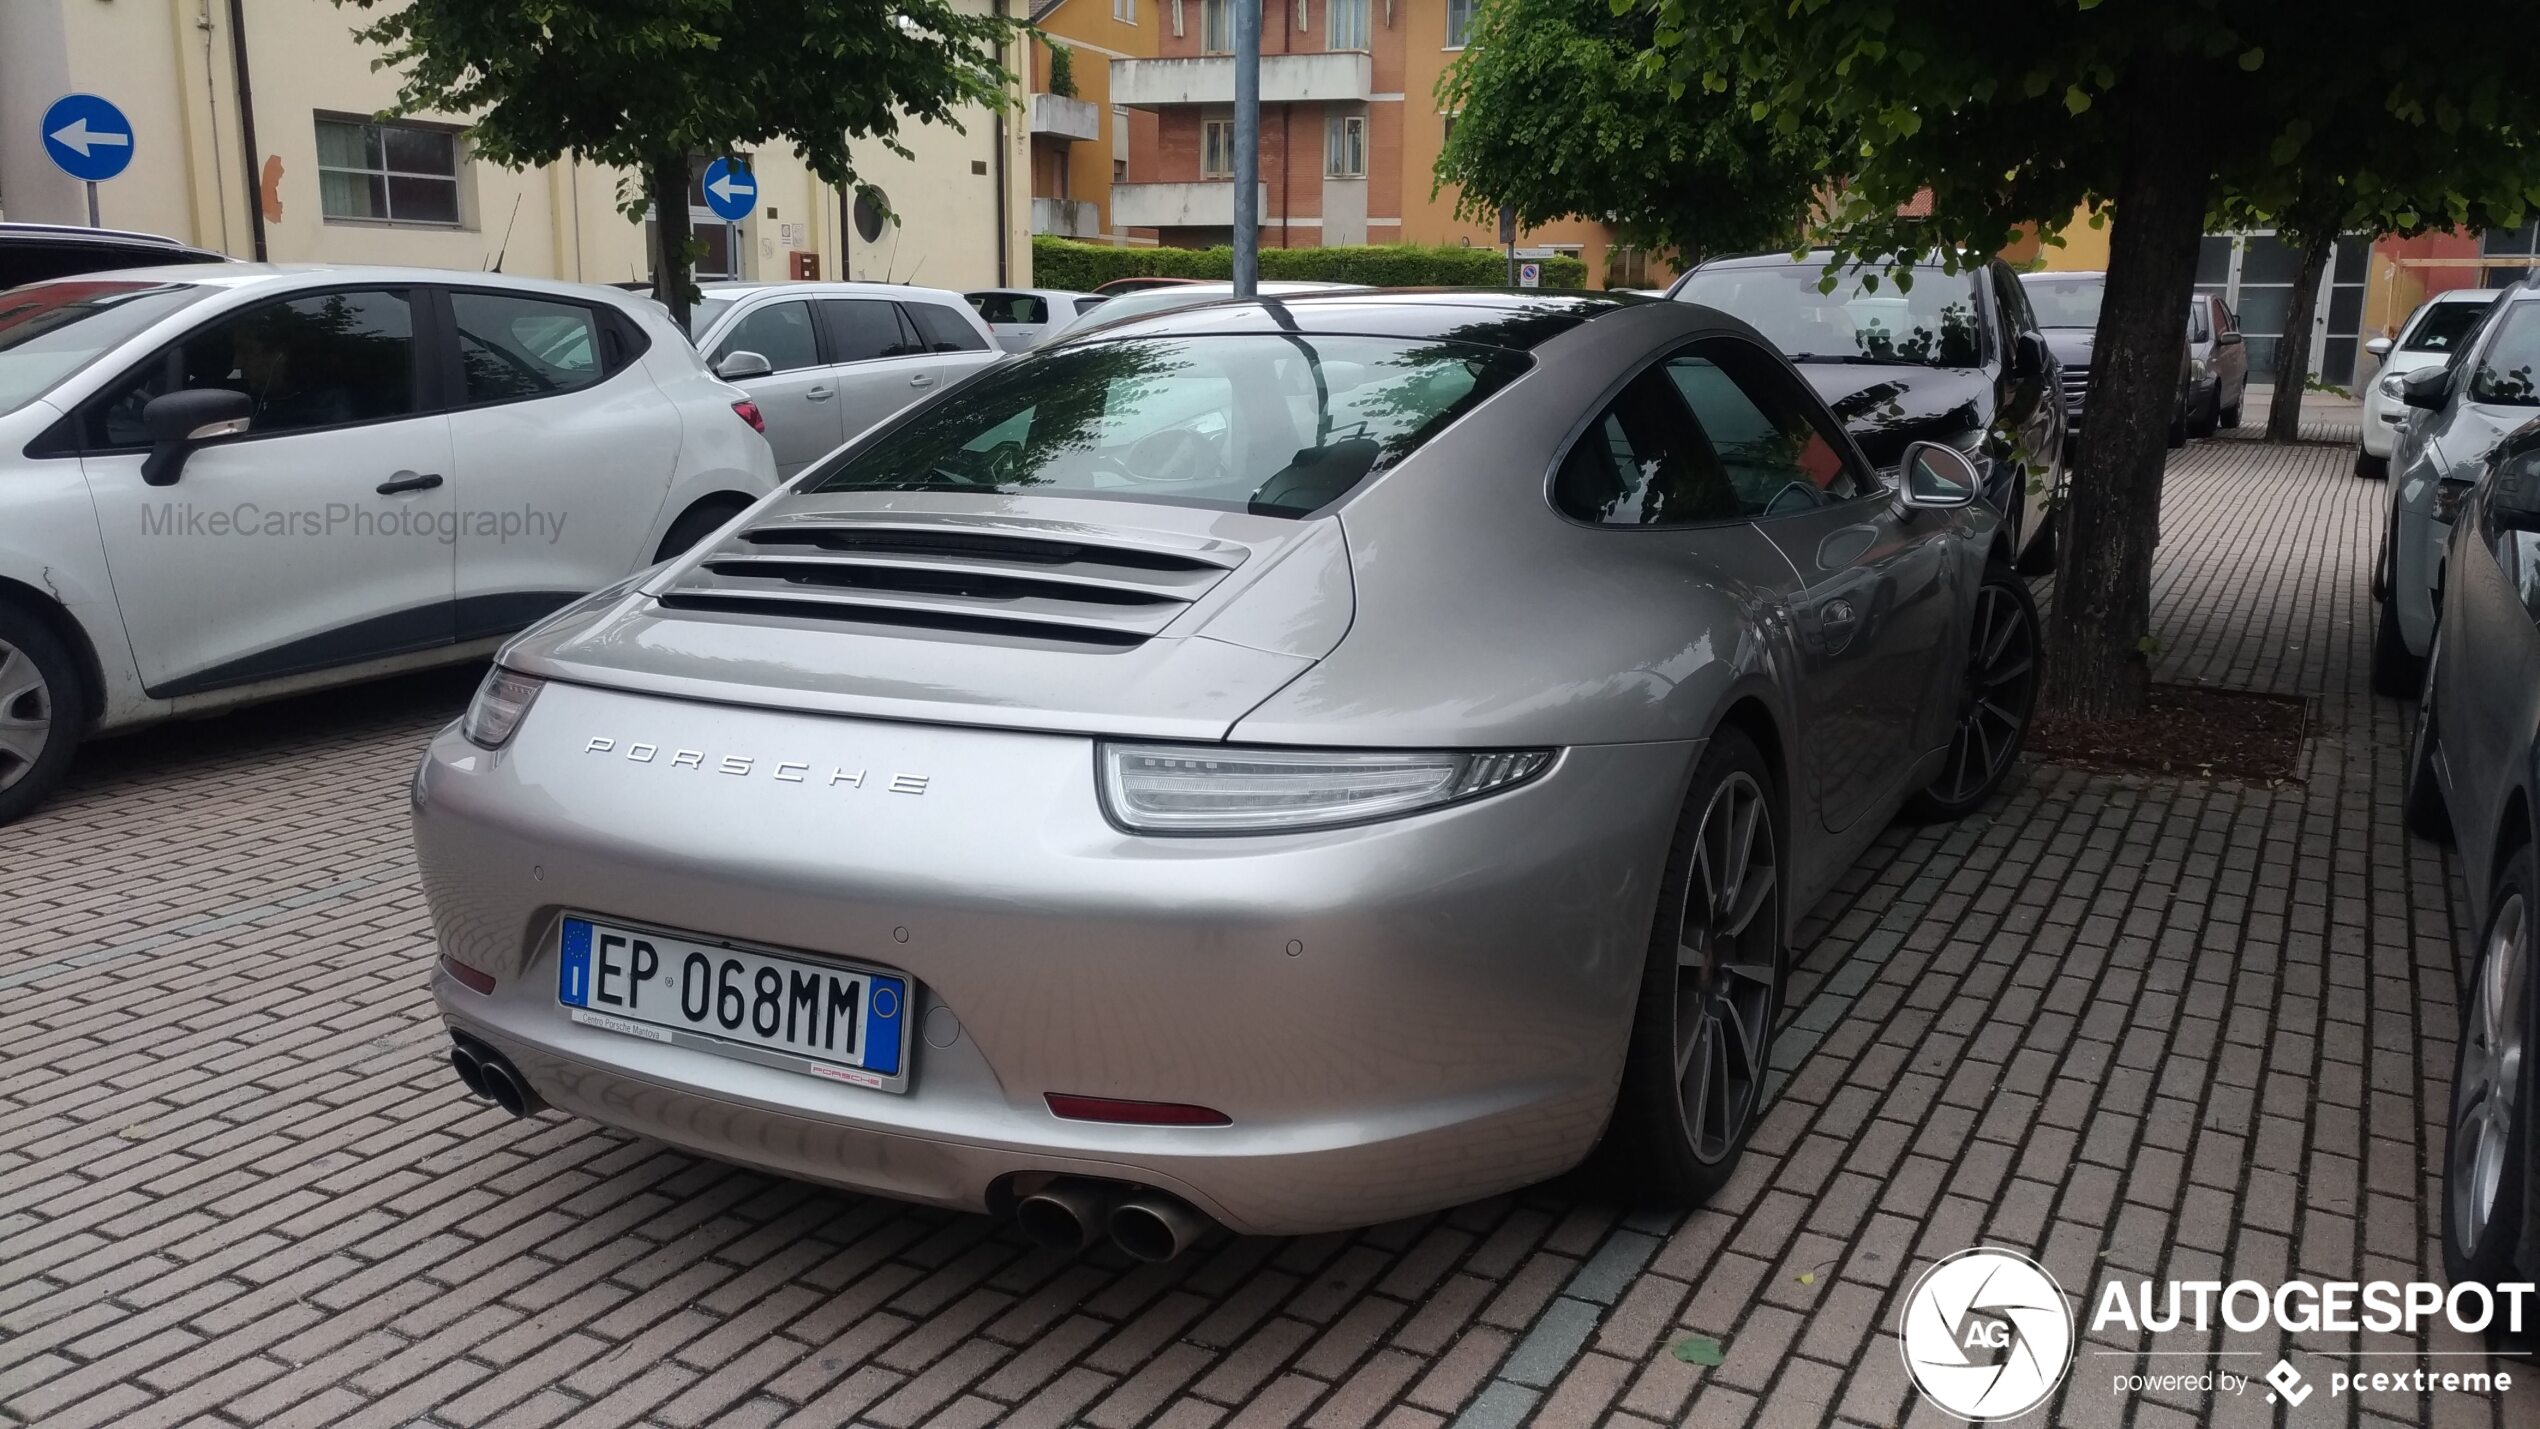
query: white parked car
[
  {"left": 688, "top": 282, "right": 1002, "bottom": 476},
  {"left": 965, "top": 287, "right": 1101, "bottom": 352},
  {"left": 0, "top": 264, "right": 778, "bottom": 824},
  {"left": 2359, "top": 287, "right": 2499, "bottom": 478}
]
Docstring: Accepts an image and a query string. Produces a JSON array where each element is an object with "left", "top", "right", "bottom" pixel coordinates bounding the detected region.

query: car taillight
[{"left": 731, "top": 399, "right": 765, "bottom": 433}]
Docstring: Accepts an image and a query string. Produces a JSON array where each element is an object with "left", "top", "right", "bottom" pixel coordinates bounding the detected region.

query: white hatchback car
[
  {"left": 0, "top": 264, "right": 778, "bottom": 824},
  {"left": 688, "top": 282, "right": 1003, "bottom": 476},
  {"left": 2359, "top": 287, "right": 2499, "bottom": 477}
]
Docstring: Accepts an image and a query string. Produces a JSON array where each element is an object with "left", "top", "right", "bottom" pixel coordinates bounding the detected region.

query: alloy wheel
[
  {"left": 1934, "top": 583, "right": 2037, "bottom": 807},
  {"left": 0, "top": 637, "right": 52, "bottom": 794},
  {"left": 1675, "top": 771, "right": 1779, "bottom": 1165},
  {"left": 2453, "top": 891, "right": 2528, "bottom": 1256}
]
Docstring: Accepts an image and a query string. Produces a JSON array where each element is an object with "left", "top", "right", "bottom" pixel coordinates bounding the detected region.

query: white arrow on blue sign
[
  {"left": 701, "top": 157, "right": 757, "bottom": 222},
  {"left": 41, "top": 94, "right": 135, "bottom": 184}
]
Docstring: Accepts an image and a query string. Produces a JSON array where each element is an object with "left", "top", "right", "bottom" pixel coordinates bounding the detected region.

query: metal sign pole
[{"left": 86, "top": 181, "right": 100, "bottom": 228}]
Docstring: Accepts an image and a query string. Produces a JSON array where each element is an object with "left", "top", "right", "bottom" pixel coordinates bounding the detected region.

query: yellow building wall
[{"left": 1034, "top": 0, "right": 1159, "bottom": 240}]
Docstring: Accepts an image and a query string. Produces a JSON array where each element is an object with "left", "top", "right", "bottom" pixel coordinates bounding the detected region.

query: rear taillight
[{"left": 732, "top": 399, "right": 765, "bottom": 433}]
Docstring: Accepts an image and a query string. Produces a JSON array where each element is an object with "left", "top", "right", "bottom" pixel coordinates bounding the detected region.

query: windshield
[
  {"left": 0, "top": 280, "right": 214, "bottom": 416},
  {"left": 2406, "top": 300, "right": 2490, "bottom": 354},
  {"left": 804, "top": 333, "right": 1528, "bottom": 517},
  {"left": 2469, "top": 303, "right": 2540, "bottom": 406},
  {"left": 2023, "top": 276, "right": 2104, "bottom": 328},
  {"left": 1675, "top": 262, "right": 1984, "bottom": 368}
]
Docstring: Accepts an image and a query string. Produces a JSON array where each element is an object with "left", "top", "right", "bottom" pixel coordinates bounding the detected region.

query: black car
[
  {"left": 0, "top": 224, "right": 229, "bottom": 290},
  {"left": 2021, "top": 270, "right": 2249, "bottom": 445},
  {"left": 1671, "top": 250, "right": 2067, "bottom": 572},
  {"left": 2407, "top": 418, "right": 2540, "bottom": 1309}
]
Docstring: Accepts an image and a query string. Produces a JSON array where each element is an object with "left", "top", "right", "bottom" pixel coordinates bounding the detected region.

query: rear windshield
[
  {"left": 804, "top": 333, "right": 1529, "bottom": 517},
  {"left": 2405, "top": 300, "right": 2490, "bottom": 354},
  {"left": 2023, "top": 276, "right": 2104, "bottom": 328},
  {"left": 0, "top": 280, "right": 213, "bottom": 416}
]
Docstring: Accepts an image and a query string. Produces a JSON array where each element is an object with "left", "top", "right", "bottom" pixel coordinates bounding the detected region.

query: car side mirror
[
  {"left": 2365, "top": 336, "right": 2394, "bottom": 359},
  {"left": 2217, "top": 330, "right": 2243, "bottom": 347},
  {"left": 2013, "top": 330, "right": 2050, "bottom": 378},
  {"left": 2401, "top": 367, "right": 2451, "bottom": 412},
  {"left": 1897, "top": 440, "right": 1980, "bottom": 511},
  {"left": 2494, "top": 447, "right": 2540, "bottom": 533},
  {"left": 138, "top": 388, "right": 253, "bottom": 487},
  {"left": 714, "top": 350, "right": 773, "bottom": 380}
]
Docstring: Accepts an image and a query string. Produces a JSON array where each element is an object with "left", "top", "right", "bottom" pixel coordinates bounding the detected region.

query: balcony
[
  {"left": 1110, "top": 181, "right": 1269, "bottom": 230},
  {"left": 1032, "top": 197, "right": 1102, "bottom": 238},
  {"left": 1110, "top": 52, "right": 1373, "bottom": 108},
  {"left": 1030, "top": 93, "right": 1101, "bottom": 143}
]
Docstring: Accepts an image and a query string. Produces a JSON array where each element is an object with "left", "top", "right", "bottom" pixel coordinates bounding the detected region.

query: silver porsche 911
[{"left": 416, "top": 291, "right": 2037, "bottom": 1255}]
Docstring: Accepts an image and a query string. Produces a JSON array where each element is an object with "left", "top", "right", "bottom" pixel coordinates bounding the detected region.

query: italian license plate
[{"left": 556, "top": 917, "right": 907, "bottom": 1088}]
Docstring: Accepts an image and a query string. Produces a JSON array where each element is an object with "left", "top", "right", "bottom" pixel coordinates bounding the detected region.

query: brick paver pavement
[{"left": 6, "top": 433, "right": 2538, "bottom": 1429}]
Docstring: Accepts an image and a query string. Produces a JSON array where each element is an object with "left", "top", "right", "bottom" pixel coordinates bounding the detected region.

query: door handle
[
  {"left": 909, "top": 374, "right": 934, "bottom": 388},
  {"left": 804, "top": 387, "right": 833, "bottom": 401},
  {"left": 377, "top": 472, "right": 444, "bottom": 495}
]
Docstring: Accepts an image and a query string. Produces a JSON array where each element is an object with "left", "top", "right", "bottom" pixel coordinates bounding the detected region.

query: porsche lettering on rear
[{"left": 581, "top": 737, "right": 929, "bottom": 794}]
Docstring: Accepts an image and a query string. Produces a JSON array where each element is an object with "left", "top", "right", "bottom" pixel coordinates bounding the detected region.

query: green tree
[
  {"left": 1433, "top": 0, "right": 1839, "bottom": 263},
  {"left": 335, "top": 0, "right": 1024, "bottom": 330},
  {"left": 1638, "top": 0, "right": 2540, "bottom": 717}
]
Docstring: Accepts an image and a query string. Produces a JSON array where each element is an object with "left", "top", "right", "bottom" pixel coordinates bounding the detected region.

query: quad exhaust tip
[
  {"left": 1016, "top": 1179, "right": 1215, "bottom": 1260},
  {"left": 448, "top": 1034, "right": 539, "bottom": 1118}
]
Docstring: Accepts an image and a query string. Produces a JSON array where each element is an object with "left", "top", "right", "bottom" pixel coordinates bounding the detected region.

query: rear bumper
[{"left": 415, "top": 681, "right": 1697, "bottom": 1233}]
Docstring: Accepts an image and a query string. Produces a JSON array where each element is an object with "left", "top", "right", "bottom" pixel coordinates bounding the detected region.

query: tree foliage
[
  {"left": 1432, "top": 0, "right": 1838, "bottom": 263},
  {"left": 335, "top": 0, "right": 1022, "bottom": 322}
]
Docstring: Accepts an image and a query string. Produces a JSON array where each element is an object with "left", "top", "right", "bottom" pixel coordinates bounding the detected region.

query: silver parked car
[
  {"left": 415, "top": 291, "right": 2038, "bottom": 1249},
  {"left": 2374, "top": 284, "right": 2530, "bottom": 695},
  {"left": 966, "top": 287, "right": 1101, "bottom": 352},
  {"left": 689, "top": 282, "right": 1001, "bottom": 476}
]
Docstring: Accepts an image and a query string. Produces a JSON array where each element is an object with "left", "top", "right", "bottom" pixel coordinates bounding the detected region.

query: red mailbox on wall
[{"left": 789, "top": 252, "right": 821, "bottom": 281}]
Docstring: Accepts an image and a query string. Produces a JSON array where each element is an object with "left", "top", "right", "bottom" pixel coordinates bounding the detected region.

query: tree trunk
[
  {"left": 2264, "top": 232, "right": 2335, "bottom": 442},
  {"left": 2043, "top": 100, "right": 2212, "bottom": 721},
  {"left": 647, "top": 156, "right": 693, "bottom": 335}
]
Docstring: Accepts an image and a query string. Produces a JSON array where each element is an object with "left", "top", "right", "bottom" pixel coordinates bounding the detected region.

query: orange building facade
[{"left": 1027, "top": 0, "right": 1163, "bottom": 245}]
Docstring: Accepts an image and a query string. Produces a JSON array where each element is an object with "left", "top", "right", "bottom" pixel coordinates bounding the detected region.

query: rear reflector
[
  {"left": 731, "top": 399, "right": 766, "bottom": 433},
  {"left": 439, "top": 955, "right": 497, "bottom": 995},
  {"left": 1044, "top": 1093, "right": 1231, "bottom": 1126}
]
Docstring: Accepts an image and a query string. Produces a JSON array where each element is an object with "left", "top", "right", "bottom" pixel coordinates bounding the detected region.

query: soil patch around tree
[{"left": 2029, "top": 682, "right": 2307, "bottom": 784}]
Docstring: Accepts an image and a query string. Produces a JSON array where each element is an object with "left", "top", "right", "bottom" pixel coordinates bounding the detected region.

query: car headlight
[
  {"left": 461, "top": 667, "right": 544, "bottom": 750},
  {"left": 2378, "top": 372, "right": 2408, "bottom": 399},
  {"left": 1099, "top": 743, "right": 1553, "bottom": 834}
]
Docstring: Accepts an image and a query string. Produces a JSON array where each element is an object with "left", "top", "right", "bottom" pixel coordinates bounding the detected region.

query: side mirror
[
  {"left": 2401, "top": 367, "right": 2451, "bottom": 412},
  {"left": 138, "top": 389, "right": 253, "bottom": 487},
  {"left": 1897, "top": 440, "right": 1980, "bottom": 511},
  {"left": 2365, "top": 336, "right": 2394, "bottom": 359},
  {"left": 2217, "top": 330, "right": 2244, "bottom": 347},
  {"left": 714, "top": 350, "right": 773, "bottom": 381},
  {"left": 2013, "top": 329, "right": 2051, "bottom": 378},
  {"left": 2494, "top": 447, "right": 2540, "bottom": 534}
]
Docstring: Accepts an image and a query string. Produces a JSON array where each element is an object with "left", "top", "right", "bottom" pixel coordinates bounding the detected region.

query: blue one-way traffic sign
[
  {"left": 41, "top": 94, "right": 135, "bottom": 184},
  {"left": 701, "top": 157, "right": 757, "bottom": 222}
]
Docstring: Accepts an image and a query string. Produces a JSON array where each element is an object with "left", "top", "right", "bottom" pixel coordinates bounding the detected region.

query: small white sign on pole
[{"left": 1517, "top": 261, "right": 1542, "bottom": 289}]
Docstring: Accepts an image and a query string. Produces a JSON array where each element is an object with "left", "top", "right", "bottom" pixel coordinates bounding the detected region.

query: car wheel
[
  {"left": 2190, "top": 387, "right": 2220, "bottom": 438},
  {"left": 1903, "top": 564, "right": 2039, "bottom": 822},
  {"left": 2372, "top": 588, "right": 2425, "bottom": 698},
  {"left": 1604, "top": 727, "right": 1783, "bottom": 1204},
  {"left": 654, "top": 497, "right": 752, "bottom": 563},
  {"left": 2443, "top": 842, "right": 2533, "bottom": 1293},
  {"left": 2404, "top": 631, "right": 2453, "bottom": 844},
  {"left": 2015, "top": 511, "right": 2058, "bottom": 576},
  {"left": 0, "top": 603, "right": 85, "bottom": 827},
  {"left": 2356, "top": 450, "right": 2390, "bottom": 480},
  {"left": 2219, "top": 394, "right": 2243, "bottom": 430}
]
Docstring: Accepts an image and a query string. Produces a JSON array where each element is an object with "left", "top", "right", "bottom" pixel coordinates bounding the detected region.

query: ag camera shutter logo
[{"left": 1899, "top": 1248, "right": 2076, "bottom": 1420}]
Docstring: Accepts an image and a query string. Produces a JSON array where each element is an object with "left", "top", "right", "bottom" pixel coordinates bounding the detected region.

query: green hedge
[{"left": 1031, "top": 236, "right": 1590, "bottom": 292}]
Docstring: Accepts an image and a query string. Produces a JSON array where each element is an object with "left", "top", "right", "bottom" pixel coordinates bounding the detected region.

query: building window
[
  {"left": 1324, "top": 114, "right": 1366, "bottom": 178},
  {"left": 1328, "top": 0, "right": 1368, "bottom": 50},
  {"left": 2482, "top": 223, "right": 2540, "bottom": 288},
  {"left": 1445, "top": 0, "right": 1474, "bottom": 46},
  {"left": 316, "top": 117, "right": 461, "bottom": 225},
  {"left": 1202, "top": 0, "right": 1232, "bottom": 53},
  {"left": 1203, "top": 119, "right": 1237, "bottom": 178},
  {"left": 1113, "top": 0, "right": 1137, "bottom": 19},
  {"left": 1442, "top": 113, "right": 1457, "bottom": 147}
]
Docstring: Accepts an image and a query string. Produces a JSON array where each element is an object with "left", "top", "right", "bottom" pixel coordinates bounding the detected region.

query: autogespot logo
[{"left": 1899, "top": 1248, "right": 2076, "bottom": 1420}]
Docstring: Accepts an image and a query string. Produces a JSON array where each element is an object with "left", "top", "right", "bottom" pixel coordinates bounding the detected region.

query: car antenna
[{"left": 486, "top": 194, "right": 522, "bottom": 272}]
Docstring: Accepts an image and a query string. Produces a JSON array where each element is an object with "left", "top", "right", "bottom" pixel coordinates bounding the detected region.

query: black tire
[
  {"left": 2405, "top": 632, "right": 2453, "bottom": 844},
  {"left": 2443, "top": 842, "right": 2533, "bottom": 1295},
  {"left": 1903, "top": 563, "right": 2039, "bottom": 822},
  {"left": 0, "top": 602, "right": 86, "bottom": 828},
  {"left": 2372, "top": 590, "right": 2424, "bottom": 698},
  {"left": 2189, "top": 387, "right": 2220, "bottom": 438},
  {"left": 1601, "top": 727, "right": 1784, "bottom": 1205},
  {"left": 2219, "top": 393, "right": 2243, "bottom": 430},
  {"left": 2355, "top": 450, "right": 2390, "bottom": 481},
  {"left": 2015, "top": 511, "right": 2058, "bottom": 576},
  {"left": 2167, "top": 409, "right": 2189, "bottom": 449},
  {"left": 654, "top": 497, "right": 752, "bottom": 563}
]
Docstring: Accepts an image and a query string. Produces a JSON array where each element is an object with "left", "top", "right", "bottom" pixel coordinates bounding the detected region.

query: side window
[
  {"left": 1552, "top": 368, "right": 1743, "bottom": 527},
  {"left": 1991, "top": 265, "right": 2038, "bottom": 342},
  {"left": 822, "top": 299, "right": 913, "bottom": 362},
  {"left": 85, "top": 288, "right": 418, "bottom": 448},
  {"left": 903, "top": 301, "right": 990, "bottom": 354},
  {"left": 451, "top": 291, "right": 606, "bottom": 403},
  {"left": 973, "top": 293, "right": 1047, "bottom": 325},
  {"left": 1666, "top": 340, "right": 1875, "bottom": 513},
  {"left": 711, "top": 300, "right": 820, "bottom": 373},
  {"left": 2189, "top": 302, "right": 2212, "bottom": 343}
]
